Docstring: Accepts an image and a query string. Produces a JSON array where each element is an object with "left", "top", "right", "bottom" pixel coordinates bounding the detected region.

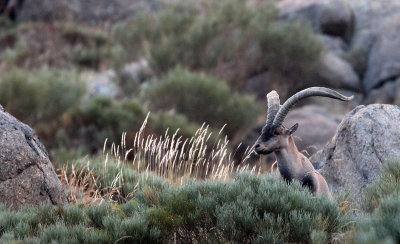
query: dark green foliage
[
  {"left": 70, "top": 96, "right": 146, "bottom": 152},
  {"left": 61, "top": 204, "right": 86, "bottom": 226},
  {"left": 0, "top": 68, "right": 84, "bottom": 125},
  {"left": 351, "top": 160, "right": 400, "bottom": 243},
  {"left": 39, "top": 222, "right": 84, "bottom": 244},
  {"left": 62, "top": 24, "right": 111, "bottom": 70},
  {"left": 363, "top": 159, "right": 400, "bottom": 212},
  {"left": 86, "top": 203, "right": 112, "bottom": 228},
  {"left": 255, "top": 21, "right": 323, "bottom": 87},
  {"left": 356, "top": 194, "right": 400, "bottom": 244},
  {"left": 68, "top": 44, "right": 110, "bottom": 70},
  {"left": 62, "top": 25, "right": 108, "bottom": 47},
  {"left": 0, "top": 68, "right": 85, "bottom": 149},
  {"left": 146, "top": 68, "right": 261, "bottom": 137}
]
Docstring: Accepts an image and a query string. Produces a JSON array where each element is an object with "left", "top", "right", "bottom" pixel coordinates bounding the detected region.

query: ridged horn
[
  {"left": 266, "top": 90, "right": 280, "bottom": 125},
  {"left": 272, "top": 87, "right": 353, "bottom": 128}
]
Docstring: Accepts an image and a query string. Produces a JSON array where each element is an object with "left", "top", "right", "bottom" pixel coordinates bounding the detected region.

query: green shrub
[
  {"left": 114, "top": 0, "right": 322, "bottom": 90},
  {"left": 362, "top": 159, "right": 400, "bottom": 212},
  {"left": 0, "top": 16, "right": 15, "bottom": 30},
  {"left": 142, "top": 172, "right": 351, "bottom": 243},
  {"left": 0, "top": 172, "right": 353, "bottom": 243},
  {"left": 1, "top": 40, "right": 28, "bottom": 66},
  {"left": 62, "top": 24, "right": 112, "bottom": 70},
  {"left": 356, "top": 194, "right": 400, "bottom": 244},
  {"left": 0, "top": 68, "right": 85, "bottom": 147},
  {"left": 62, "top": 25, "right": 109, "bottom": 47},
  {"left": 149, "top": 110, "right": 208, "bottom": 140},
  {"left": 86, "top": 203, "right": 112, "bottom": 228},
  {"left": 255, "top": 21, "right": 323, "bottom": 89},
  {"left": 39, "top": 222, "right": 84, "bottom": 244},
  {"left": 68, "top": 44, "right": 110, "bottom": 70},
  {"left": 146, "top": 68, "right": 261, "bottom": 138},
  {"left": 74, "top": 96, "right": 146, "bottom": 151}
]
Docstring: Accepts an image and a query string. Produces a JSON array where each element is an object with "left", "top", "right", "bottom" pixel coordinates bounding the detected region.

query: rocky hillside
[
  {"left": 243, "top": 0, "right": 400, "bottom": 167},
  {"left": 1, "top": 0, "right": 400, "bottom": 173}
]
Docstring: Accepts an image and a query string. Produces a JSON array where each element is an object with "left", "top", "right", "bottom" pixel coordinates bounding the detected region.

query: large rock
[
  {"left": 343, "top": 0, "right": 400, "bottom": 91},
  {"left": 319, "top": 34, "right": 348, "bottom": 56},
  {"left": 315, "top": 52, "right": 361, "bottom": 92},
  {"left": 345, "top": 0, "right": 400, "bottom": 33},
  {"left": 244, "top": 52, "right": 362, "bottom": 101},
  {"left": 311, "top": 104, "right": 400, "bottom": 201},
  {"left": 0, "top": 106, "right": 67, "bottom": 210},
  {"left": 363, "top": 15, "right": 400, "bottom": 92},
  {"left": 363, "top": 78, "right": 400, "bottom": 105},
  {"left": 345, "top": 0, "right": 400, "bottom": 53},
  {"left": 279, "top": 0, "right": 355, "bottom": 41}
]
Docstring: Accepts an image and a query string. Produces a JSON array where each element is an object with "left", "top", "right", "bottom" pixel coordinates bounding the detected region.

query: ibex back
[{"left": 254, "top": 87, "right": 353, "bottom": 200}]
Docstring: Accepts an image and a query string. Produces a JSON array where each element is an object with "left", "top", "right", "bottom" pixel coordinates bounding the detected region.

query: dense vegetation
[
  {"left": 2, "top": 0, "right": 397, "bottom": 243},
  {"left": 0, "top": 172, "right": 350, "bottom": 243},
  {"left": 1, "top": 160, "right": 400, "bottom": 243},
  {"left": 0, "top": 0, "right": 322, "bottom": 166}
]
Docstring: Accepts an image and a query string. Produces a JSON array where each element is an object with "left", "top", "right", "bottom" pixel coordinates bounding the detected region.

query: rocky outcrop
[
  {"left": 278, "top": 0, "right": 361, "bottom": 94},
  {"left": 364, "top": 78, "right": 400, "bottom": 105},
  {"left": 319, "top": 35, "right": 348, "bottom": 56},
  {"left": 279, "top": 0, "right": 355, "bottom": 41},
  {"left": 315, "top": 52, "right": 361, "bottom": 92},
  {"left": 363, "top": 16, "right": 400, "bottom": 92},
  {"left": 310, "top": 104, "right": 400, "bottom": 201},
  {"left": 0, "top": 107, "right": 67, "bottom": 210}
]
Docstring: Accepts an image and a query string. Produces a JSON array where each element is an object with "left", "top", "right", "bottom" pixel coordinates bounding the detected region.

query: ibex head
[{"left": 254, "top": 87, "right": 353, "bottom": 155}]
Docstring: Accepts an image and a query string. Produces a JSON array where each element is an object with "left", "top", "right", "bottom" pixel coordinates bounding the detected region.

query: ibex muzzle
[{"left": 255, "top": 87, "right": 353, "bottom": 199}]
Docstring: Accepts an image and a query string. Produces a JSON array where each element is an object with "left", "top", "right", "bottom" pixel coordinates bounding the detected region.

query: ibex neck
[
  {"left": 276, "top": 136, "right": 299, "bottom": 158},
  {"left": 274, "top": 136, "right": 302, "bottom": 181}
]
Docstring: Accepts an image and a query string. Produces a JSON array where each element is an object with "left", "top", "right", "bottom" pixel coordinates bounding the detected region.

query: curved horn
[
  {"left": 272, "top": 87, "right": 353, "bottom": 128},
  {"left": 266, "top": 90, "right": 280, "bottom": 125}
]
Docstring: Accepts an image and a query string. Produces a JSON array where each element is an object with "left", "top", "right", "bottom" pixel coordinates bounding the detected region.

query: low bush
[
  {"left": 0, "top": 172, "right": 352, "bottom": 243},
  {"left": 61, "top": 25, "right": 113, "bottom": 70},
  {"left": 74, "top": 96, "right": 146, "bottom": 150},
  {"left": 356, "top": 193, "right": 400, "bottom": 243},
  {"left": 68, "top": 44, "right": 110, "bottom": 70},
  {"left": 0, "top": 67, "right": 85, "bottom": 148},
  {"left": 362, "top": 159, "right": 400, "bottom": 213},
  {"left": 146, "top": 68, "right": 261, "bottom": 138},
  {"left": 349, "top": 159, "right": 400, "bottom": 243}
]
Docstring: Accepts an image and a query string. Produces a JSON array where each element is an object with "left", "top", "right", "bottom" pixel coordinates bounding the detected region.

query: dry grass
[{"left": 61, "top": 113, "right": 260, "bottom": 204}]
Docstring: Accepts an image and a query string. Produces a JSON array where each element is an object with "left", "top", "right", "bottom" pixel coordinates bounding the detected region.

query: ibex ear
[{"left": 286, "top": 123, "right": 298, "bottom": 135}]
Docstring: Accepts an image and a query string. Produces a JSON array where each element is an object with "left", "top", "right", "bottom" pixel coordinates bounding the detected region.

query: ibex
[{"left": 254, "top": 87, "right": 353, "bottom": 199}]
